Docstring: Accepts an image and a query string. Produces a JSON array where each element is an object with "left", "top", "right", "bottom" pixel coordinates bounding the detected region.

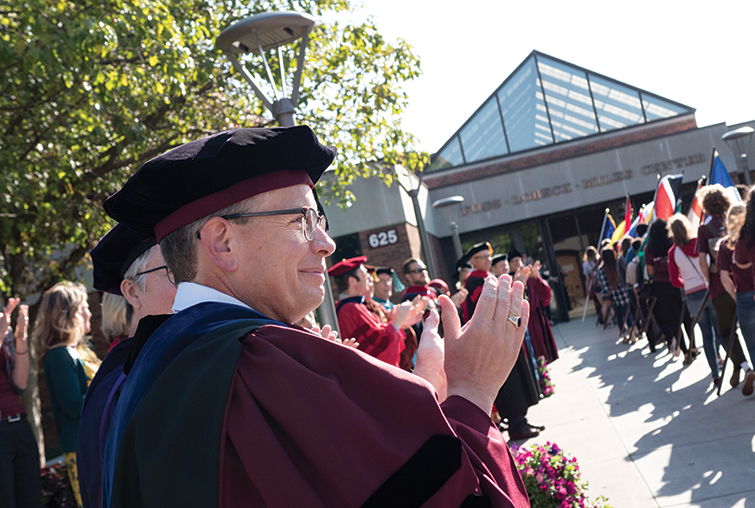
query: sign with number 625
[{"left": 368, "top": 229, "right": 398, "bottom": 249}]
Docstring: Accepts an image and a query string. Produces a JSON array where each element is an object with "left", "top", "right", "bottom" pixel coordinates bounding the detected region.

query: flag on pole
[
  {"left": 610, "top": 220, "right": 626, "bottom": 245},
  {"left": 627, "top": 215, "right": 642, "bottom": 237},
  {"left": 709, "top": 149, "right": 743, "bottom": 204},
  {"left": 609, "top": 196, "right": 632, "bottom": 244},
  {"left": 603, "top": 213, "right": 616, "bottom": 241},
  {"left": 687, "top": 177, "right": 706, "bottom": 231},
  {"left": 655, "top": 174, "right": 684, "bottom": 220},
  {"left": 638, "top": 201, "right": 654, "bottom": 224}
]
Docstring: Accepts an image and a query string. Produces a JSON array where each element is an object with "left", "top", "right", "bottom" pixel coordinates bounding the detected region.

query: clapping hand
[{"left": 442, "top": 274, "right": 529, "bottom": 413}]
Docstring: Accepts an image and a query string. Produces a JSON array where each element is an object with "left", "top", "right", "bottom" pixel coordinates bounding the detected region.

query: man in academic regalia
[
  {"left": 491, "top": 254, "right": 509, "bottom": 277},
  {"left": 100, "top": 126, "right": 531, "bottom": 507},
  {"left": 462, "top": 243, "right": 542, "bottom": 441},
  {"left": 77, "top": 224, "right": 176, "bottom": 508},
  {"left": 523, "top": 260, "right": 559, "bottom": 363},
  {"left": 372, "top": 266, "right": 396, "bottom": 310},
  {"left": 329, "top": 257, "right": 419, "bottom": 367}
]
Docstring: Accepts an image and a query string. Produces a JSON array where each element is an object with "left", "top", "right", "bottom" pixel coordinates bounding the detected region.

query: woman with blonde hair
[
  {"left": 35, "top": 281, "right": 100, "bottom": 507},
  {"left": 100, "top": 293, "right": 130, "bottom": 352},
  {"left": 668, "top": 214, "right": 723, "bottom": 379}
]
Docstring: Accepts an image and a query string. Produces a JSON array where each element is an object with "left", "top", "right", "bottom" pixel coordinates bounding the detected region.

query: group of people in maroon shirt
[{"left": 595, "top": 183, "right": 755, "bottom": 396}]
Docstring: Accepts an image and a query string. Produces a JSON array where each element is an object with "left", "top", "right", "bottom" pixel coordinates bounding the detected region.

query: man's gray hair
[
  {"left": 123, "top": 244, "right": 160, "bottom": 291},
  {"left": 160, "top": 196, "right": 261, "bottom": 283}
]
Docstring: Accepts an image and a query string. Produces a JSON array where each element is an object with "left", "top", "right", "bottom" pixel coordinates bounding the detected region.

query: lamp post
[
  {"left": 216, "top": 11, "right": 339, "bottom": 331},
  {"left": 722, "top": 126, "right": 754, "bottom": 186},
  {"left": 394, "top": 166, "right": 436, "bottom": 279},
  {"left": 432, "top": 196, "right": 464, "bottom": 260}
]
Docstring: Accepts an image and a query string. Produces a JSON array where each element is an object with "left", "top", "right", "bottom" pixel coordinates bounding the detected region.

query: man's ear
[
  {"left": 199, "top": 217, "right": 238, "bottom": 273},
  {"left": 121, "top": 279, "right": 142, "bottom": 310},
  {"left": 347, "top": 271, "right": 363, "bottom": 290}
]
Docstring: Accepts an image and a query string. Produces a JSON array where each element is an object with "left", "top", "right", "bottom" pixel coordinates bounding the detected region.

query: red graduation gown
[
  {"left": 337, "top": 300, "right": 405, "bottom": 367},
  {"left": 525, "top": 277, "right": 558, "bottom": 363}
]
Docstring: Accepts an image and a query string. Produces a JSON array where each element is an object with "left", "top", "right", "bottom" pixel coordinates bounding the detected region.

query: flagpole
[
  {"left": 597, "top": 208, "right": 609, "bottom": 246},
  {"left": 708, "top": 147, "right": 718, "bottom": 183},
  {"left": 651, "top": 174, "right": 660, "bottom": 223}
]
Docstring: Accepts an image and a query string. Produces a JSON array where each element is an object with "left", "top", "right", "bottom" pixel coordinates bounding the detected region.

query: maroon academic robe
[
  {"left": 337, "top": 299, "right": 405, "bottom": 367},
  {"left": 525, "top": 277, "right": 558, "bottom": 362},
  {"left": 221, "top": 325, "right": 530, "bottom": 507}
]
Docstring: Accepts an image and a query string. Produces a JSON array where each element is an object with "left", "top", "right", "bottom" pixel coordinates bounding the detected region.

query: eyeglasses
[
  {"left": 407, "top": 267, "right": 428, "bottom": 274},
  {"left": 221, "top": 206, "right": 327, "bottom": 242},
  {"left": 132, "top": 265, "right": 175, "bottom": 284}
]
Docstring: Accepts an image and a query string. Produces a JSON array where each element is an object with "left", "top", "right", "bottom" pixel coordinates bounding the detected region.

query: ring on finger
[{"left": 507, "top": 316, "right": 520, "bottom": 327}]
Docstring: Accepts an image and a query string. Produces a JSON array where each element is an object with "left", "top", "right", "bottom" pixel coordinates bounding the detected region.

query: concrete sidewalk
[{"left": 521, "top": 314, "right": 755, "bottom": 507}]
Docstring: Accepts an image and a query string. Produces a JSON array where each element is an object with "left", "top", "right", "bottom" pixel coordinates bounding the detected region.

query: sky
[{"left": 350, "top": 0, "right": 755, "bottom": 154}]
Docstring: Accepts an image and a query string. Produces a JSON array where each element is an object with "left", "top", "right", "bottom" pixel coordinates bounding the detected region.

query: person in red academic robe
[
  {"left": 329, "top": 256, "right": 421, "bottom": 367},
  {"left": 100, "top": 126, "right": 532, "bottom": 508},
  {"left": 524, "top": 261, "right": 558, "bottom": 363}
]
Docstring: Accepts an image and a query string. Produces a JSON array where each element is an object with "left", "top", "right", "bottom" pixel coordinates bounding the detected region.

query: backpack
[{"left": 705, "top": 222, "right": 724, "bottom": 274}]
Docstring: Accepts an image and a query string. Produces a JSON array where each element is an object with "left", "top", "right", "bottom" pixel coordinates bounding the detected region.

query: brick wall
[
  {"left": 329, "top": 222, "right": 447, "bottom": 304},
  {"left": 424, "top": 115, "right": 698, "bottom": 190}
]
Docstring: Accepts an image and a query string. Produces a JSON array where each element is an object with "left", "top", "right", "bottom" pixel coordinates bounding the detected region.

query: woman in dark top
[
  {"left": 733, "top": 187, "right": 755, "bottom": 395},
  {"left": 0, "top": 298, "right": 39, "bottom": 508},
  {"left": 716, "top": 203, "right": 752, "bottom": 393},
  {"left": 34, "top": 282, "right": 100, "bottom": 507},
  {"left": 597, "top": 248, "right": 633, "bottom": 341},
  {"left": 645, "top": 219, "right": 688, "bottom": 357}
]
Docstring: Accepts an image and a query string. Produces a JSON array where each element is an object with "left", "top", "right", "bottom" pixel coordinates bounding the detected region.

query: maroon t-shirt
[
  {"left": 734, "top": 230, "right": 755, "bottom": 291},
  {"left": 697, "top": 216, "right": 726, "bottom": 299},
  {"left": 0, "top": 347, "right": 27, "bottom": 416},
  {"left": 644, "top": 249, "right": 670, "bottom": 283},
  {"left": 717, "top": 241, "right": 754, "bottom": 293}
]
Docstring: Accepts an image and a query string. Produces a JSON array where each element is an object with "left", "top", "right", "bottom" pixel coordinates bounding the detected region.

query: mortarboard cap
[
  {"left": 491, "top": 253, "right": 508, "bottom": 266},
  {"left": 508, "top": 248, "right": 523, "bottom": 260},
  {"left": 327, "top": 256, "right": 367, "bottom": 277},
  {"left": 455, "top": 255, "right": 472, "bottom": 273},
  {"left": 375, "top": 267, "right": 394, "bottom": 277},
  {"left": 91, "top": 224, "right": 157, "bottom": 296},
  {"left": 464, "top": 242, "right": 493, "bottom": 258},
  {"left": 104, "top": 126, "right": 336, "bottom": 241}
]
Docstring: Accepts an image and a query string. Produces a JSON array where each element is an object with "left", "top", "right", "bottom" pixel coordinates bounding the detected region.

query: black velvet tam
[
  {"left": 464, "top": 242, "right": 492, "bottom": 258},
  {"left": 454, "top": 255, "right": 471, "bottom": 273},
  {"left": 508, "top": 248, "right": 523, "bottom": 261},
  {"left": 104, "top": 126, "right": 337, "bottom": 240},
  {"left": 491, "top": 254, "right": 508, "bottom": 266},
  {"left": 91, "top": 224, "right": 157, "bottom": 295}
]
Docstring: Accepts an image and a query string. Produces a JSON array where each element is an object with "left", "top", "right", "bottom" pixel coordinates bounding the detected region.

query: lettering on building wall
[
  {"left": 511, "top": 183, "right": 573, "bottom": 205},
  {"left": 459, "top": 152, "right": 706, "bottom": 214},
  {"left": 461, "top": 199, "right": 502, "bottom": 216},
  {"left": 582, "top": 170, "right": 633, "bottom": 189},
  {"left": 640, "top": 153, "right": 705, "bottom": 175}
]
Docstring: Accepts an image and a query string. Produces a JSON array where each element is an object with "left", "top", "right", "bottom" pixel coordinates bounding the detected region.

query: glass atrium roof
[{"left": 427, "top": 51, "right": 695, "bottom": 172}]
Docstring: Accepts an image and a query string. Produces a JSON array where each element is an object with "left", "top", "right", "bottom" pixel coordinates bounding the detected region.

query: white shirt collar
[{"left": 172, "top": 282, "right": 252, "bottom": 313}]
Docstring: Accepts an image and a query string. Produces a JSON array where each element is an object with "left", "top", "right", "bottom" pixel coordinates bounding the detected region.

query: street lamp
[
  {"left": 215, "top": 11, "right": 315, "bottom": 127},
  {"left": 394, "top": 166, "right": 436, "bottom": 279},
  {"left": 722, "top": 126, "right": 754, "bottom": 185},
  {"left": 432, "top": 196, "right": 464, "bottom": 260},
  {"left": 216, "top": 11, "right": 339, "bottom": 331}
]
